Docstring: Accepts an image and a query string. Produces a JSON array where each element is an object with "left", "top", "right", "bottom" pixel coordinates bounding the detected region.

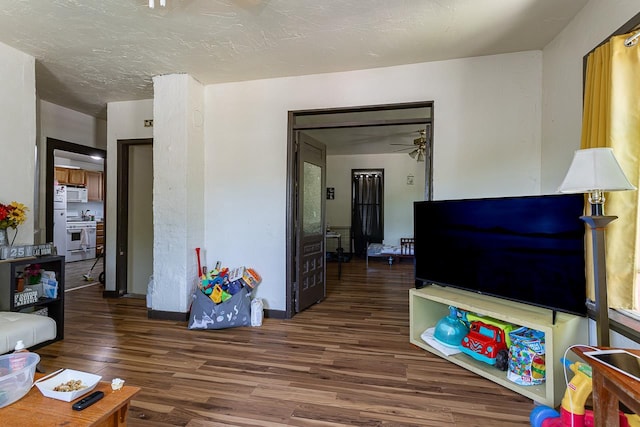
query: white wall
[
  {"left": 205, "top": 51, "right": 543, "bottom": 311},
  {"left": 0, "top": 41, "right": 36, "bottom": 245},
  {"left": 326, "top": 153, "right": 426, "bottom": 248},
  {"left": 105, "top": 100, "right": 153, "bottom": 291},
  {"left": 40, "top": 100, "right": 106, "bottom": 150}
]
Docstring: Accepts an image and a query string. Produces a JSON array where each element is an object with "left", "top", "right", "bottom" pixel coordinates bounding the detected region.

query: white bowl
[{"left": 35, "top": 369, "right": 101, "bottom": 402}]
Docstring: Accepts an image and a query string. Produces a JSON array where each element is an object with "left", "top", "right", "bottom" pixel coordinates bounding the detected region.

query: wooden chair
[{"left": 399, "top": 238, "right": 414, "bottom": 262}]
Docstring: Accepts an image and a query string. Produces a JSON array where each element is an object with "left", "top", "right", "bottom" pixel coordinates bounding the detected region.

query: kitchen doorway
[{"left": 45, "top": 138, "right": 106, "bottom": 292}]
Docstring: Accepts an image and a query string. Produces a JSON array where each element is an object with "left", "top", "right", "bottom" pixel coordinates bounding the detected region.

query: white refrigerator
[{"left": 53, "top": 185, "right": 67, "bottom": 257}]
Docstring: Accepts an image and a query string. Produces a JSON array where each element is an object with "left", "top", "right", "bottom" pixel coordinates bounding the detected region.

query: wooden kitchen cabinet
[
  {"left": 67, "top": 168, "right": 86, "bottom": 186},
  {"left": 86, "top": 170, "right": 104, "bottom": 201},
  {"left": 96, "top": 221, "right": 104, "bottom": 255},
  {"left": 54, "top": 167, "right": 69, "bottom": 184}
]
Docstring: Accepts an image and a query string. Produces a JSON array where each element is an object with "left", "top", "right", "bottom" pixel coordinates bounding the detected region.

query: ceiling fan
[{"left": 391, "top": 128, "right": 428, "bottom": 162}]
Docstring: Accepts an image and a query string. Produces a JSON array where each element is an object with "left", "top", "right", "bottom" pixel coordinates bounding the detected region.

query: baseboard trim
[
  {"left": 102, "top": 290, "right": 123, "bottom": 298},
  {"left": 264, "top": 309, "right": 286, "bottom": 319},
  {"left": 147, "top": 309, "right": 189, "bottom": 321}
]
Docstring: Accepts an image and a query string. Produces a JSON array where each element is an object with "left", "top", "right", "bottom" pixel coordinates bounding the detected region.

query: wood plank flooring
[
  {"left": 34, "top": 258, "right": 534, "bottom": 426},
  {"left": 64, "top": 257, "right": 104, "bottom": 290}
]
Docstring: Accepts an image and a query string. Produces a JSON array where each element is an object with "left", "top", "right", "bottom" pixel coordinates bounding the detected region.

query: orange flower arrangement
[
  {"left": 0, "top": 201, "right": 28, "bottom": 230},
  {"left": 0, "top": 201, "right": 28, "bottom": 246}
]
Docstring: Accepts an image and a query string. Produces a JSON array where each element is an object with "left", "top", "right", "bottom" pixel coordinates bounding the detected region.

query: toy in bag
[
  {"left": 188, "top": 286, "right": 251, "bottom": 330},
  {"left": 507, "top": 327, "right": 546, "bottom": 386}
]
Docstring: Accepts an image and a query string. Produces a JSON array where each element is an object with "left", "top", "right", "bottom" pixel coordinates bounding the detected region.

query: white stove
[
  {"left": 66, "top": 220, "right": 97, "bottom": 229},
  {"left": 66, "top": 220, "right": 97, "bottom": 262}
]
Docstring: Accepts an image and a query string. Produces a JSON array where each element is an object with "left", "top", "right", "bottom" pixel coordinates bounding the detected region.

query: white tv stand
[{"left": 409, "top": 285, "right": 588, "bottom": 407}]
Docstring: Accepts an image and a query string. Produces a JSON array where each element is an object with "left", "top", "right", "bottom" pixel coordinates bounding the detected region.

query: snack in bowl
[
  {"left": 53, "top": 379, "right": 87, "bottom": 392},
  {"left": 36, "top": 369, "right": 101, "bottom": 402}
]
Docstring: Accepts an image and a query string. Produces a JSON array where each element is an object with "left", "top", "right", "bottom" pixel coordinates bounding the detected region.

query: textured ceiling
[{"left": 0, "top": 0, "right": 589, "bottom": 120}]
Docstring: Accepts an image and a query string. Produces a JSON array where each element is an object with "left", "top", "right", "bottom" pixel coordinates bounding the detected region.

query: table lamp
[
  {"left": 558, "top": 147, "right": 636, "bottom": 346},
  {"left": 558, "top": 147, "right": 635, "bottom": 215}
]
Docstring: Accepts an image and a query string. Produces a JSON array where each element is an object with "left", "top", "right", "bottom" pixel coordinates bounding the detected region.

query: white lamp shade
[{"left": 558, "top": 148, "right": 636, "bottom": 193}]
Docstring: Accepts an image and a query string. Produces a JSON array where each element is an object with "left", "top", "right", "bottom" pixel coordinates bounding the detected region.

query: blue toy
[{"left": 433, "top": 306, "right": 469, "bottom": 348}]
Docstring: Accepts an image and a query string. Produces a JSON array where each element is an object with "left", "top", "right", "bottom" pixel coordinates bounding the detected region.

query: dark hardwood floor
[{"left": 35, "top": 257, "right": 533, "bottom": 426}]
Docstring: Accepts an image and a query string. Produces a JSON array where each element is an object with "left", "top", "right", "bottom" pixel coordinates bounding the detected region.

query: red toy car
[{"left": 460, "top": 321, "right": 510, "bottom": 371}]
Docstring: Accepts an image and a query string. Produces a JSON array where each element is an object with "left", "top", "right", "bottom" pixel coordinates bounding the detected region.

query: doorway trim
[
  {"left": 286, "top": 101, "right": 434, "bottom": 318},
  {"left": 45, "top": 138, "right": 106, "bottom": 243}
]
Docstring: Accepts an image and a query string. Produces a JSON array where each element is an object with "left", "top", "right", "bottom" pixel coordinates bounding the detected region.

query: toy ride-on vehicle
[
  {"left": 530, "top": 358, "right": 640, "bottom": 427},
  {"left": 460, "top": 321, "right": 510, "bottom": 371}
]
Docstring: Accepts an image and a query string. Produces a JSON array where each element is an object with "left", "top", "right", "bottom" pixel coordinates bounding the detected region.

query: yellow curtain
[{"left": 581, "top": 33, "right": 640, "bottom": 309}]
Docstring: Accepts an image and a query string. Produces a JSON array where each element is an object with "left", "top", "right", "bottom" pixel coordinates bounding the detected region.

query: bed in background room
[{"left": 366, "top": 238, "right": 414, "bottom": 267}]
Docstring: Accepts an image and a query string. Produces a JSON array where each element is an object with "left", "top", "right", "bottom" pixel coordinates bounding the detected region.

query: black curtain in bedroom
[{"left": 352, "top": 170, "right": 383, "bottom": 257}]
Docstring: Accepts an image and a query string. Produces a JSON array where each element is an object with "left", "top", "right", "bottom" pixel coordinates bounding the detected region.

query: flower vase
[{"left": 0, "top": 228, "right": 7, "bottom": 246}]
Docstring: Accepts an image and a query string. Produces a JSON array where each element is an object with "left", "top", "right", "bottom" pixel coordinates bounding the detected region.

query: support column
[{"left": 152, "top": 74, "right": 205, "bottom": 315}]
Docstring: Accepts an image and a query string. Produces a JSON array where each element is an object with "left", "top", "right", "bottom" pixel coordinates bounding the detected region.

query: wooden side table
[
  {"left": 573, "top": 346, "right": 640, "bottom": 427},
  {"left": 0, "top": 375, "right": 140, "bottom": 426}
]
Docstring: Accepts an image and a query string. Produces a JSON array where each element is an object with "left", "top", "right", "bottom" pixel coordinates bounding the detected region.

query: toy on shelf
[
  {"left": 507, "top": 327, "right": 546, "bottom": 386},
  {"left": 466, "top": 312, "right": 516, "bottom": 348},
  {"left": 433, "top": 306, "right": 469, "bottom": 348},
  {"left": 459, "top": 321, "right": 510, "bottom": 371},
  {"left": 530, "top": 358, "right": 640, "bottom": 427}
]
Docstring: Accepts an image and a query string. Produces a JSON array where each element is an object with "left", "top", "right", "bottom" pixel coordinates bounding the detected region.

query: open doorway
[
  {"left": 116, "top": 138, "right": 153, "bottom": 297},
  {"left": 286, "top": 101, "right": 434, "bottom": 318},
  {"left": 45, "top": 138, "right": 106, "bottom": 291}
]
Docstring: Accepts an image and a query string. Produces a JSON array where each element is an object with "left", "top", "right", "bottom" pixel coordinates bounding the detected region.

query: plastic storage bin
[{"left": 0, "top": 352, "right": 40, "bottom": 408}]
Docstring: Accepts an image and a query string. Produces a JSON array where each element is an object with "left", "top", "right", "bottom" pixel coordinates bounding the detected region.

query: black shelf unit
[{"left": 0, "top": 255, "right": 65, "bottom": 342}]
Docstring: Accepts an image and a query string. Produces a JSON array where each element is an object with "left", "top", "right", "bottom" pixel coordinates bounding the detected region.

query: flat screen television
[{"left": 414, "top": 193, "right": 587, "bottom": 316}]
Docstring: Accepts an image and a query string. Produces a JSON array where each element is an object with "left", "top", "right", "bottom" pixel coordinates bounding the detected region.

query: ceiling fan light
[
  {"left": 417, "top": 150, "right": 425, "bottom": 162},
  {"left": 409, "top": 149, "right": 419, "bottom": 159}
]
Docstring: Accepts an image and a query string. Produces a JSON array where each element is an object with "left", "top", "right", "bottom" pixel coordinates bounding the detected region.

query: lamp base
[{"left": 580, "top": 215, "right": 617, "bottom": 347}]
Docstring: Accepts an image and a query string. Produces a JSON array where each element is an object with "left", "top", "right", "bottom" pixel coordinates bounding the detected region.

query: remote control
[{"left": 72, "top": 391, "right": 104, "bottom": 411}]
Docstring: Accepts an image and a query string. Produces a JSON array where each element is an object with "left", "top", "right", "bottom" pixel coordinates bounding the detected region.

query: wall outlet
[{"left": 144, "top": 119, "right": 153, "bottom": 127}]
